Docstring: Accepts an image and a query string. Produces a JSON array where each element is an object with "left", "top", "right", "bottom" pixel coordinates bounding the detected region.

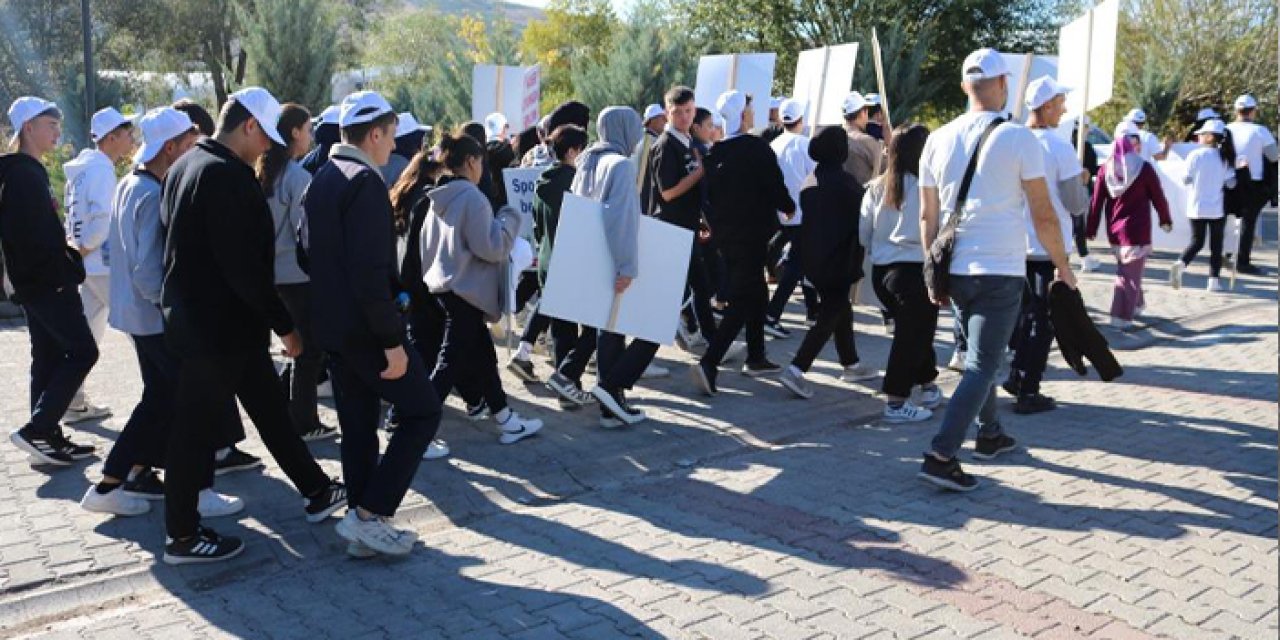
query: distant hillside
[{"left": 398, "top": 0, "right": 545, "bottom": 26}]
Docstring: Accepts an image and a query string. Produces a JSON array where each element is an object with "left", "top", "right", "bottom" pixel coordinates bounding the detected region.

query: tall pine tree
[{"left": 236, "top": 0, "right": 336, "bottom": 111}]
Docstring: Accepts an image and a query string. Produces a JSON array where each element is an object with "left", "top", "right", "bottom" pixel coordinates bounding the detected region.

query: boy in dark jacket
[
  {"left": 3, "top": 97, "right": 98, "bottom": 466},
  {"left": 304, "top": 90, "right": 438, "bottom": 557},
  {"left": 689, "top": 91, "right": 795, "bottom": 397},
  {"left": 777, "top": 127, "right": 865, "bottom": 399}
]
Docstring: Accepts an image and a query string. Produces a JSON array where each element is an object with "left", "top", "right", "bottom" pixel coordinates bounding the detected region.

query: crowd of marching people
[{"left": 0, "top": 46, "right": 1274, "bottom": 563}]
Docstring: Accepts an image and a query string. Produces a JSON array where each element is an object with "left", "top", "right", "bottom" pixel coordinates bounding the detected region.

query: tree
[
  {"left": 363, "top": 8, "right": 473, "bottom": 130},
  {"left": 235, "top": 0, "right": 337, "bottom": 111},
  {"left": 849, "top": 22, "right": 940, "bottom": 124},
  {"left": 520, "top": 0, "right": 617, "bottom": 111},
  {"left": 570, "top": 3, "right": 698, "bottom": 118}
]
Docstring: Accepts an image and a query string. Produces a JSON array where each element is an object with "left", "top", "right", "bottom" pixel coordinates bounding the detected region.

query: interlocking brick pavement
[{"left": 0, "top": 235, "right": 1275, "bottom": 638}]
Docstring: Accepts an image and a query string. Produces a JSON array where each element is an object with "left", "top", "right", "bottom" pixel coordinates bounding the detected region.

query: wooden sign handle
[{"left": 606, "top": 291, "right": 623, "bottom": 333}]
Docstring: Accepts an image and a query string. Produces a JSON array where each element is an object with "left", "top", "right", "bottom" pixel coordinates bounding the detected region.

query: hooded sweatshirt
[
  {"left": 0, "top": 153, "right": 85, "bottom": 302},
  {"left": 64, "top": 148, "right": 117, "bottom": 276},
  {"left": 800, "top": 164, "right": 864, "bottom": 290},
  {"left": 571, "top": 106, "right": 643, "bottom": 279},
  {"left": 420, "top": 176, "right": 524, "bottom": 322},
  {"left": 532, "top": 163, "right": 575, "bottom": 280}
]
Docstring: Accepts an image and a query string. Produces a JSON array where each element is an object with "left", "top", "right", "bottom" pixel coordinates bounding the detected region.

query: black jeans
[
  {"left": 104, "top": 334, "right": 172, "bottom": 480},
  {"left": 166, "top": 349, "right": 330, "bottom": 538},
  {"left": 431, "top": 292, "right": 508, "bottom": 414},
  {"left": 278, "top": 283, "right": 324, "bottom": 434},
  {"left": 703, "top": 242, "right": 770, "bottom": 367},
  {"left": 551, "top": 319, "right": 596, "bottom": 385},
  {"left": 873, "top": 263, "right": 939, "bottom": 398},
  {"left": 407, "top": 294, "right": 482, "bottom": 408},
  {"left": 1181, "top": 218, "right": 1226, "bottom": 277},
  {"left": 765, "top": 226, "right": 817, "bottom": 322},
  {"left": 1235, "top": 181, "right": 1266, "bottom": 268},
  {"left": 681, "top": 242, "right": 720, "bottom": 341},
  {"left": 20, "top": 288, "right": 98, "bottom": 437},
  {"left": 791, "top": 284, "right": 857, "bottom": 372},
  {"left": 329, "top": 344, "right": 439, "bottom": 517},
  {"left": 597, "top": 331, "right": 659, "bottom": 391},
  {"left": 520, "top": 309, "right": 552, "bottom": 345},
  {"left": 1006, "top": 260, "right": 1055, "bottom": 397}
]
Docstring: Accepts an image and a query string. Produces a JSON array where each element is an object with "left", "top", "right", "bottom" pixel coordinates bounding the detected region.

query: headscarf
[
  {"left": 716, "top": 91, "right": 747, "bottom": 137},
  {"left": 1104, "top": 133, "right": 1144, "bottom": 199},
  {"left": 575, "top": 106, "right": 642, "bottom": 196}
]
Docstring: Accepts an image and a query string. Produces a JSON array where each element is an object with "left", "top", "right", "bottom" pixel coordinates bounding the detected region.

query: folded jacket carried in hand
[{"left": 1048, "top": 281, "right": 1123, "bottom": 381}]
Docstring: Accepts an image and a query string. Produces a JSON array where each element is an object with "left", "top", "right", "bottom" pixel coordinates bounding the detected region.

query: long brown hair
[
  {"left": 884, "top": 123, "right": 929, "bottom": 211},
  {"left": 389, "top": 148, "right": 443, "bottom": 235},
  {"left": 256, "top": 103, "right": 311, "bottom": 198}
]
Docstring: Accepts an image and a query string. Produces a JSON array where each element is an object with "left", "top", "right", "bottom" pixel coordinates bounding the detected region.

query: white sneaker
[
  {"left": 722, "top": 341, "right": 748, "bottom": 363},
  {"left": 883, "top": 402, "right": 933, "bottom": 423},
  {"left": 198, "top": 489, "right": 245, "bottom": 518},
  {"left": 947, "top": 350, "right": 966, "bottom": 372},
  {"left": 335, "top": 510, "right": 412, "bottom": 556},
  {"left": 917, "top": 384, "right": 944, "bottom": 409},
  {"left": 1169, "top": 261, "right": 1185, "bottom": 289},
  {"left": 1109, "top": 317, "right": 1135, "bottom": 330},
  {"left": 497, "top": 411, "right": 543, "bottom": 444},
  {"left": 422, "top": 439, "right": 450, "bottom": 460},
  {"left": 80, "top": 485, "right": 150, "bottom": 516},
  {"left": 839, "top": 362, "right": 878, "bottom": 383},
  {"left": 778, "top": 367, "right": 814, "bottom": 399},
  {"left": 1081, "top": 255, "right": 1102, "bottom": 272},
  {"left": 641, "top": 364, "right": 670, "bottom": 379},
  {"left": 316, "top": 380, "right": 334, "bottom": 399},
  {"left": 1206, "top": 277, "right": 1224, "bottom": 292},
  {"left": 64, "top": 402, "right": 112, "bottom": 424}
]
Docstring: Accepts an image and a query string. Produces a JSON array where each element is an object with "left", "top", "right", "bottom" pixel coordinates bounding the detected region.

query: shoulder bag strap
[{"left": 945, "top": 116, "right": 1006, "bottom": 231}]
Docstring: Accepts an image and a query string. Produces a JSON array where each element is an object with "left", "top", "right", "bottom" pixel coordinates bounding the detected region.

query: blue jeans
[
  {"left": 21, "top": 288, "right": 99, "bottom": 436},
  {"left": 930, "top": 275, "right": 1023, "bottom": 459}
]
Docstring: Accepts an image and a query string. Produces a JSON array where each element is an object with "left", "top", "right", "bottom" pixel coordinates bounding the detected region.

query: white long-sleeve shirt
[
  {"left": 63, "top": 148, "right": 118, "bottom": 276},
  {"left": 770, "top": 131, "right": 814, "bottom": 226}
]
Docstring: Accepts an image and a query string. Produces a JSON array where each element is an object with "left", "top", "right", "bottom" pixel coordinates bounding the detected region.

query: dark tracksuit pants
[
  {"left": 765, "top": 226, "right": 817, "bottom": 322},
  {"left": 681, "top": 242, "right": 719, "bottom": 341},
  {"left": 1235, "top": 181, "right": 1266, "bottom": 269},
  {"left": 278, "top": 283, "right": 324, "bottom": 435},
  {"left": 1182, "top": 218, "right": 1226, "bottom": 277},
  {"left": 703, "top": 242, "right": 770, "bottom": 367},
  {"left": 20, "top": 288, "right": 98, "bottom": 437},
  {"left": 872, "top": 263, "right": 940, "bottom": 398},
  {"left": 430, "top": 292, "right": 509, "bottom": 414},
  {"left": 406, "top": 294, "right": 482, "bottom": 408},
  {"left": 791, "top": 284, "right": 857, "bottom": 372},
  {"left": 552, "top": 320, "right": 597, "bottom": 386},
  {"left": 596, "top": 332, "right": 659, "bottom": 392},
  {"left": 1006, "top": 260, "right": 1056, "bottom": 397}
]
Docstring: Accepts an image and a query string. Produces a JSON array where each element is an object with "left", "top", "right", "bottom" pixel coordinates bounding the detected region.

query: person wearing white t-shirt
[
  {"left": 916, "top": 49, "right": 1077, "bottom": 492},
  {"left": 1225, "top": 94, "right": 1278, "bottom": 274},
  {"left": 763, "top": 98, "right": 819, "bottom": 338},
  {"left": 1171, "top": 119, "right": 1238, "bottom": 292},
  {"left": 1004, "top": 77, "right": 1088, "bottom": 416}
]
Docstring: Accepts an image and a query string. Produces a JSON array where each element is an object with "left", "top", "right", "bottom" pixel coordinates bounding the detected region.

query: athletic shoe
[
  {"left": 778, "top": 367, "right": 814, "bottom": 399},
  {"left": 10, "top": 429, "right": 74, "bottom": 466},
  {"left": 316, "top": 380, "right": 334, "bottom": 399},
  {"left": 839, "top": 362, "right": 878, "bottom": 382},
  {"left": 743, "top": 359, "right": 782, "bottom": 377},
  {"left": 1080, "top": 255, "right": 1102, "bottom": 272},
  {"left": 80, "top": 485, "right": 150, "bottom": 516},
  {"left": 918, "top": 455, "right": 978, "bottom": 492},
  {"left": 973, "top": 434, "right": 1018, "bottom": 460},
  {"left": 63, "top": 402, "right": 111, "bottom": 424},
  {"left": 599, "top": 414, "right": 626, "bottom": 429},
  {"left": 335, "top": 510, "right": 412, "bottom": 556},
  {"left": 1206, "top": 277, "right": 1224, "bottom": 292},
  {"left": 497, "top": 412, "right": 543, "bottom": 444},
  {"left": 346, "top": 540, "right": 378, "bottom": 559},
  {"left": 1169, "top": 261, "right": 1185, "bottom": 289},
  {"left": 301, "top": 425, "right": 339, "bottom": 442},
  {"left": 1237, "top": 263, "right": 1263, "bottom": 275},
  {"left": 917, "top": 384, "right": 944, "bottom": 410},
  {"left": 689, "top": 362, "right": 718, "bottom": 397},
  {"left": 641, "top": 364, "right": 670, "bottom": 379},
  {"left": 547, "top": 372, "right": 594, "bottom": 405},
  {"left": 466, "top": 400, "right": 490, "bottom": 421},
  {"left": 675, "top": 329, "right": 708, "bottom": 354},
  {"left": 883, "top": 402, "right": 932, "bottom": 423},
  {"left": 1109, "top": 317, "right": 1135, "bottom": 330},
  {"left": 1012, "top": 393, "right": 1056, "bottom": 415},
  {"left": 122, "top": 468, "right": 165, "bottom": 500},
  {"left": 947, "top": 350, "right": 966, "bottom": 372},
  {"left": 763, "top": 321, "right": 791, "bottom": 339},
  {"left": 163, "top": 526, "right": 245, "bottom": 565},
  {"left": 506, "top": 356, "right": 539, "bottom": 383},
  {"left": 198, "top": 489, "right": 245, "bottom": 518},
  {"left": 422, "top": 439, "right": 450, "bottom": 460},
  {"left": 304, "top": 480, "right": 347, "bottom": 523},
  {"left": 214, "top": 447, "right": 263, "bottom": 476},
  {"left": 590, "top": 386, "right": 646, "bottom": 425},
  {"left": 722, "top": 341, "right": 748, "bottom": 363}
]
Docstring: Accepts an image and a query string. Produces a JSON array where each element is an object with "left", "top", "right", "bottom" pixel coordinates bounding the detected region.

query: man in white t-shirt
[
  {"left": 1225, "top": 94, "right": 1279, "bottom": 274},
  {"left": 1004, "top": 76, "right": 1087, "bottom": 416},
  {"left": 763, "top": 98, "right": 818, "bottom": 337},
  {"left": 1123, "top": 108, "right": 1166, "bottom": 163},
  {"left": 917, "top": 49, "right": 1077, "bottom": 492}
]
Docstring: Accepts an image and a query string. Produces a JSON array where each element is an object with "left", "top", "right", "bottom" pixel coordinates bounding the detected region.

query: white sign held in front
[
  {"left": 501, "top": 167, "right": 543, "bottom": 241},
  {"left": 694, "top": 53, "right": 776, "bottom": 115},
  {"left": 472, "top": 64, "right": 541, "bottom": 131},
  {"left": 1151, "top": 157, "right": 1241, "bottom": 254},
  {"left": 1057, "top": 0, "right": 1118, "bottom": 116},
  {"left": 539, "top": 193, "right": 693, "bottom": 345},
  {"left": 792, "top": 43, "right": 858, "bottom": 128}
]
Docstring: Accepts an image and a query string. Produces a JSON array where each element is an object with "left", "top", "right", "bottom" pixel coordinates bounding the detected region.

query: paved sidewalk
[{"left": 0, "top": 240, "right": 1275, "bottom": 639}]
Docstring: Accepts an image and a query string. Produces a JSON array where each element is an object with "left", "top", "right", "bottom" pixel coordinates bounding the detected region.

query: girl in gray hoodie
[{"left": 420, "top": 133, "right": 543, "bottom": 445}]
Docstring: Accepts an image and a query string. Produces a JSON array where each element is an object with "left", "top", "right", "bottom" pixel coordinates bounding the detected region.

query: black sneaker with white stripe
[
  {"left": 215, "top": 447, "right": 263, "bottom": 476},
  {"left": 123, "top": 468, "right": 165, "bottom": 500},
  {"left": 10, "top": 427, "right": 92, "bottom": 466},
  {"left": 163, "top": 526, "right": 245, "bottom": 565},
  {"left": 304, "top": 479, "right": 347, "bottom": 523}
]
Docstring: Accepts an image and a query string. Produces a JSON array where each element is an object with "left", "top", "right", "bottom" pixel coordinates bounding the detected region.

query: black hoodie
[
  {"left": 0, "top": 153, "right": 85, "bottom": 302},
  {"left": 799, "top": 164, "right": 864, "bottom": 291}
]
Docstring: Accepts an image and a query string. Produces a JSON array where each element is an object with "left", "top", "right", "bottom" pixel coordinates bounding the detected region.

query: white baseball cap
[
  {"left": 133, "top": 107, "right": 195, "bottom": 164},
  {"left": 779, "top": 98, "right": 806, "bottom": 124},
  {"left": 395, "top": 112, "right": 431, "bottom": 138},
  {"left": 339, "top": 90, "right": 394, "bottom": 128},
  {"left": 229, "top": 87, "right": 285, "bottom": 146},
  {"left": 642, "top": 103, "right": 665, "bottom": 123},
  {"left": 841, "top": 91, "right": 869, "bottom": 116},
  {"left": 1124, "top": 108, "right": 1147, "bottom": 123},
  {"left": 1195, "top": 107, "right": 1220, "bottom": 121},
  {"left": 865, "top": 93, "right": 882, "bottom": 107},
  {"left": 716, "top": 90, "right": 748, "bottom": 135},
  {"left": 1234, "top": 94, "right": 1258, "bottom": 111},
  {"left": 1194, "top": 118, "right": 1226, "bottom": 136},
  {"left": 315, "top": 105, "right": 340, "bottom": 126},
  {"left": 90, "top": 107, "right": 133, "bottom": 142},
  {"left": 961, "top": 48, "right": 1012, "bottom": 82},
  {"left": 484, "top": 112, "right": 509, "bottom": 139},
  {"left": 7, "top": 96, "right": 62, "bottom": 146},
  {"left": 769, "top": 96, "right": 783, "bottom": 111},
  {"left": 1114, "top": 120, "right": 1141, "bottom": 139},
  {"left": 1024, "top": 76, "right": 1072, "bottom": 111}
]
